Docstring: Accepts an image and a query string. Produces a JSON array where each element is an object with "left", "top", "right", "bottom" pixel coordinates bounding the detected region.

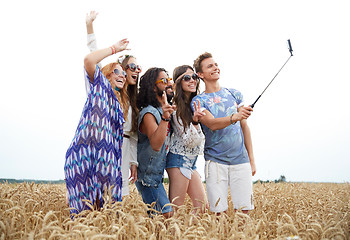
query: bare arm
[
  {"left": 84, "top": 38, "right": 129, "bottom": 81},
  {"left": 86, "top": 11, "right": 98, "bottom": 34},
  {"left": 241, "top": 119, "right": 256, "bottom": 176},
  {"left": 139, "top": 92, "right": 175, "bottom": 152},
  {"left": 140, "top": 113, "right": 170, "bottom": 152},
  {"left": 200, "top": 106, "right": 253, "bottom": 131}
]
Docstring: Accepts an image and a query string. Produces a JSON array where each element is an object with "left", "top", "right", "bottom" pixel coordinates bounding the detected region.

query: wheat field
[{"left": 0, "top": 182, "right": 349, "bottom": 239}]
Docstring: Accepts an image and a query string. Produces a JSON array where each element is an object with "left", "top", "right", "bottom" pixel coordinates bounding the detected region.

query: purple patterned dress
[{"left": 65, "top": 65, "right": 124, "bottom": 217}]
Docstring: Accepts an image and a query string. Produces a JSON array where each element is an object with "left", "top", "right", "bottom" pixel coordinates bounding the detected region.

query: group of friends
[{"left": 64, "top": 12, "right": 256, "bottom": 219}]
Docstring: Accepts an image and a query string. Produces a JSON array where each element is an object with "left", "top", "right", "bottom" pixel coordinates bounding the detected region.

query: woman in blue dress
[{"left": 65, "top": 39, "right": 129, "bottom": 217}]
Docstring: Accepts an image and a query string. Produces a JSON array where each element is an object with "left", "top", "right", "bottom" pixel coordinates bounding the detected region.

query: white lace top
[{"left": 169, "top": 111, "right": 205, "bottom": 156}]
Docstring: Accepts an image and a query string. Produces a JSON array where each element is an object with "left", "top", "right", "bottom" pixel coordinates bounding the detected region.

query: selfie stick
[{"left": 251, "top": 39, "right": 294, "bottom": 108}]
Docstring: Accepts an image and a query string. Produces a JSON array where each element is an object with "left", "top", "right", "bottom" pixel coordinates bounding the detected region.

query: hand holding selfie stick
[{"left": 251, "top": 39, "right": 294, "bottom": 108}]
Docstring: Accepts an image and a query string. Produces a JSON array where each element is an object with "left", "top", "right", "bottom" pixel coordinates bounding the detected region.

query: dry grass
[{"left": 0, "top": 182, "right": 349, "bottom": 239}]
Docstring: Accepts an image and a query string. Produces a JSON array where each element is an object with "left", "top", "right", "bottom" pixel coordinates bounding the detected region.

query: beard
[{"left": 155, "top": 85, "right": 174, "bottom": 104}]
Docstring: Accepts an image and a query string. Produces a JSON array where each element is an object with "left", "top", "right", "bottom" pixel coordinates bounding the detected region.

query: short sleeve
[{"left": 228, "top": 88, "right": 244, "bottom": 108}]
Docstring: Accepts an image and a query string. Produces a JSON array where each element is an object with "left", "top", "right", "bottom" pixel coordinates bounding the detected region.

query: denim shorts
[
  {"left": 135, "top": 181, "right": 172, "bottom": 214},
  {"left": 166, "top": 152, "right": 198, "bottom": 179}
]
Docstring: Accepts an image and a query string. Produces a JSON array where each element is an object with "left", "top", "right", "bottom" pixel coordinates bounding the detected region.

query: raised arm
[
  {"left": 84, "top": 38, "right": 130, "bottom": 81},
  {"left": 86, "top": 11, "right": 99, "bottom": 53},
  {"left": 86, "top": 11, "right": 98, "bottom": 34},
  {"left": 140, "top": 92, "right": 175, "bottom": 151},
  {"left": 199, "top": 105, "right": 253, "bottom": 131}
]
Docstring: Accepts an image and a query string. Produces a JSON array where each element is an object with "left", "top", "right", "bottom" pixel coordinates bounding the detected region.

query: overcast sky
[{"left": 1, "top": 0, "right": 349, "bottom": 183}]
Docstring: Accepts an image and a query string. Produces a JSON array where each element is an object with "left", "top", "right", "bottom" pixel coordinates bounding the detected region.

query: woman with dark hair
[
  {"left": 64, "top": 39, "right": 129, "bottom": 217},
  {"left": 166, "top": 65, "right": 208, "bottom": 213},
  {"left": 86, "top": 11, "right": 141, "bottom": 196},
  {"left": 136, "top": 67, "right": 175, "bottom": 218}
]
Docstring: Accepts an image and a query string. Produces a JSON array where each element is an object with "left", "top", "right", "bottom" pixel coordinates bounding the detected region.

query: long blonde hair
[{"left": 101, "top": 62, "right": 129, "bottom": 119}]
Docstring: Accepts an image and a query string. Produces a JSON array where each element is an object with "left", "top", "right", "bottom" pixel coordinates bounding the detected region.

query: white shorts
[{"left": 205, "top": 161, "right": 254, "bottom": 212}]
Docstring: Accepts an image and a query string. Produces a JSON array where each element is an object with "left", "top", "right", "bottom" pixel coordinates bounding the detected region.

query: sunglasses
[
  {"left": 113, "top": 68, "right": 127, "bottom": 78},
  {"left": 126, "top": 63, "right": 142, "bottom": 72},
  {"left": 155, "top": 77, "right": 173, "bottom": 85},
  {"left": 182, "top": 73, "right": 199, "bottom": 82}
]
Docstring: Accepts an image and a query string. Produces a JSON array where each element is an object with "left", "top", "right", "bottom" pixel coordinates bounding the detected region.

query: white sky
[{"left": 0, "top": 0, "right": 349, "bottom": 182}]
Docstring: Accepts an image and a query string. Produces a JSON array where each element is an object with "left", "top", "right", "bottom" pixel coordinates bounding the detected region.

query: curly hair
[
  {"left": 119, "top": 55, "right": 139, "bottom": 133},
  {"left": 173, "top": 65, "right": 200, "bottom": 130},
  {"left": 101, "top": 62, "right": 129, "bottom": 118},
  {"left": 137, "top": 67, "right": 167, "bottom": 110},
  {"left": 193, "top": 52, "right": 212, "bottom": 73}
]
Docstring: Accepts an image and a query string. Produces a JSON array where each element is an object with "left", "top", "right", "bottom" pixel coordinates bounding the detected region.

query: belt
[{"left": 123, "top": 134, "right": 130, "bottom": 139}]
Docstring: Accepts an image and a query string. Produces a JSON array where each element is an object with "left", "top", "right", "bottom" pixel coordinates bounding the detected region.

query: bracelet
[
  {"left": 192, "top": 120, "right": 200, "bottom": 125},
  {"left": 161, "top": 116, "right": 170, "bottom": 122},
  {"left": 230, "top": 113, "right": 236, "bottom": 125},
  {"left": 110, "top": 46, "right": 117, "bottom": 55}
]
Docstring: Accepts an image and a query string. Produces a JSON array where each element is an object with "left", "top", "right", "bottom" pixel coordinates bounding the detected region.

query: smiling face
[
  {"left": 111, "top": 65, "right": 126, "bottom": 90},
  {"left": 125, "top": 57, "right": 141, "bottom": 85},
  {"left": 197, "top": 57, "right": 220, "bottom": 82},
  {"left": 180, "top": 69, "right": 198, "bottom": 95},
  {"left": 155, "top": 71, "right": 169, "bottom": 94},
  {"left": 154, "top": 71, "right": 174, "bottom": 102}
]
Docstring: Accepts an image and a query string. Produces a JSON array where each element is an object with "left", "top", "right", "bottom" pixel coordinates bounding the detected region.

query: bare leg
[
  {"left": 187, "top": 170, "right": 208, "bottom": 213},
  {"left": 167, "top": 168, "right": 190, "bottom": 209}
]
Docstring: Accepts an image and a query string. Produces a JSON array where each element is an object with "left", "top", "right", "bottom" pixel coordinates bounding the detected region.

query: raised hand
[
  {"left": 111, "top": 38, "right": 130, "bottom": 53},
  {"left": 161, "top": 91, "right": 174, "bottom": 120},
  {"left": 86, "top": 11, "right": 98, "bottom": 25},
  {"left": 193, "top": 99, "right": 206, "bottom": 123}
]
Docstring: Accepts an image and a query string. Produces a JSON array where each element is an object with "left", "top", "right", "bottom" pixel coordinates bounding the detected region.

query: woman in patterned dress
[
  {"left": 86, "top": 11, "right": 140, "bottom": 196},
  {"left": 64, "top": 39, "right": 129, "bottom": 217},
  {"left": 165, "top": 65, "right": 208, "bottom": 213}
]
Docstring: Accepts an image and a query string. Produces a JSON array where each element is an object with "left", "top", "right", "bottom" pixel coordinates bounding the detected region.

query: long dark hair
[
  {"left": 173, "top": 65, "right": 200, "bottom": 130},
  {"left": 137, "top": 67, "right": 167, "bottom": 110},
  {"left": 120, "top": 55, "right": 139, "bottom": 133}
]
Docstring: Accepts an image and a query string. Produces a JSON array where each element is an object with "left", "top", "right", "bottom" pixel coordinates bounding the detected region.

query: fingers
[
  {"left": 129, "top": 165, "right": 137, "bottom": 183},
  {"left": 193, "top": 101, "right": 198, "bottom": 111},
  {"left": 238, "top": 106, "right": 253, "bottom": 119},
  {"left": 197, "top": 99, "right": 201, "bottom": 110},
  {"left": 252, "top": 168, "right": 256, "bottom": 176},
  {"left": 162, "top": 91, "right": 168, "bottom": 105}
]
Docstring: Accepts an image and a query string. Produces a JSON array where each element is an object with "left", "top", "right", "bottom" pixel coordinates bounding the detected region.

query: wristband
[
  {"left": 161, "top": 116, "right": 170, "bottom": 122},
  {"left": 230, "top": 113, "right": 236, "bottom": 125},
  {"left": 110, "top": 46, "right": 117, "bottom": 55},
  {"left": 192, "top": 120, "right": 200, "bottom": 125}
]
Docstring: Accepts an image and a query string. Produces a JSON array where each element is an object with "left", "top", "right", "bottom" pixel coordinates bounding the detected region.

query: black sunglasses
[
  {"left": 182, "top": 73, "right": 199, "bottom": 82},
  {"left": 126, "top": 63, "right": 142, "bottom": 72},
  {"left": 113, "top": 68, "right": 127, "bottom": 78}
]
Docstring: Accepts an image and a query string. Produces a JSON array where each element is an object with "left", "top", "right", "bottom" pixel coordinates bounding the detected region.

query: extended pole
[{"left": 251, "top": 39, "right": 294, "bottom": 108}]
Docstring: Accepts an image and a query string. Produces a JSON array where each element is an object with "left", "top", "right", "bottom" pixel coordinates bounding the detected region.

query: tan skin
[
  {"left": 195, "top": 58, "right": 256, "bottom": 214},
  {"left": 166, "top": 68, "right": 209, "bottom": 213},
  {"left": 139, "top": 71, "right": 176, "bottom": 218}
]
